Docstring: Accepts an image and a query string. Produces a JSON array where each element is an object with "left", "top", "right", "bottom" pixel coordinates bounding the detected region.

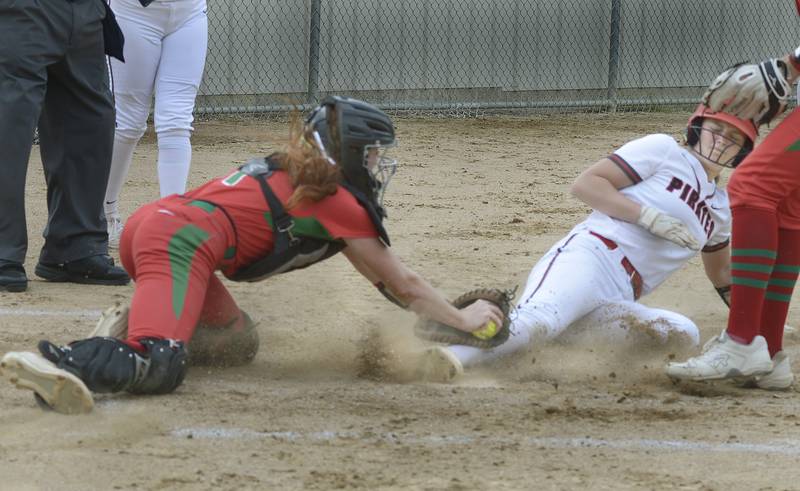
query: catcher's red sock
[
  {"left": 759, "top": 228, "right": 800, "bottom": 357},
  {"left": 726, "top": 207, "right": 778, "bottom": 344}
]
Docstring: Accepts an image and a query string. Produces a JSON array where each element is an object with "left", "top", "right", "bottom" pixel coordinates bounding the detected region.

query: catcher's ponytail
[{"left": 271, "top": 111, "right": 341, "bottom": 210}]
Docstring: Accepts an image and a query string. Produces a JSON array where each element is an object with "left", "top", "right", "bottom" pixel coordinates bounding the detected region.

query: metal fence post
[
  {"left": 307, "top": 0, "right": 322, "bottom": 105},
  {"left": 606, "top": 0, "right": 621, "bottom": 113}
]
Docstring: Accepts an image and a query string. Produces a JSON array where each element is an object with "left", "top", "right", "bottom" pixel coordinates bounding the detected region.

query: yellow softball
[{"left": 472, "top": 320, "right": 498, "bottom": 340}]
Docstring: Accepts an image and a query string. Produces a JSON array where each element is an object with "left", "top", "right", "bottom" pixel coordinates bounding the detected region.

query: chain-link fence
[{"left": 197, "top": 0, "right": 800, "bottom": 117}]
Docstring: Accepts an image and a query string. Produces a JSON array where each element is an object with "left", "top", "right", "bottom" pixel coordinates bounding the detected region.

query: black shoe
[
  {"left": 38, "top": 340, "right": 68, "bottom": 365},
  {"left": 0, "top": 261, "right": 28, "bottom": 292},
  {"left": 35, "top": 255, "right": 130, "bottom": 286}
]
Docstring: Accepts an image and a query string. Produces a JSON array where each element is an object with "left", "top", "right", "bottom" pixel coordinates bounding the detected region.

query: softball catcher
[
  {"left": 0, "top": 97, "right": 503, "bottom": 414},
  {"left": 417, "top": 104, "right": 758, "bottom": 383}
]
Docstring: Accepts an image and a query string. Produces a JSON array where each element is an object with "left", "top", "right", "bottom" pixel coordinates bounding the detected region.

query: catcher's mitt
[{"left": 414, "top": 288, "right": 514, "bottom": 349}]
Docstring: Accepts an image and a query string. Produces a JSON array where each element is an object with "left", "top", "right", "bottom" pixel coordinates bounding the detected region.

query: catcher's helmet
[
  {"left": 304, "top": 96, "right": 397, "bottom": 217},
  {"left": 686, "top": 104, "right": 758, "bottom": 168}
]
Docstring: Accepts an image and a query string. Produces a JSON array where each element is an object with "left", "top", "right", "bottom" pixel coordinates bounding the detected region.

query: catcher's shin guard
[
  {"left": 188, "top": 311, "right": 260, "bottom": 367},
  {"left": 128, "top": 339, "right": 189, "bottom": 395},
  {"left": 87, "top": 305, "right": 259, "bottom": 367},
  {"left": 38, "top": 337, "right": 188, "bottom": 395}
]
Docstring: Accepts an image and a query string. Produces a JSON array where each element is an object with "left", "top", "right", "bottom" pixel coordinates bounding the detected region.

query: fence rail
[{"left": 197, "top": 0, "right": 800, "bottom": 116}]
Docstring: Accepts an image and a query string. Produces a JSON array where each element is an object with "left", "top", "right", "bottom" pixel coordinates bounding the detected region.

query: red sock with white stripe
[{"left": 726, "top": 207, "right": 778, "bottom": 344}]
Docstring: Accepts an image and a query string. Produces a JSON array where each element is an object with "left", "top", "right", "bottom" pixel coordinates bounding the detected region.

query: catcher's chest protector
[{"left": 226, "top": 158, "right": 345, "bottom": 282}]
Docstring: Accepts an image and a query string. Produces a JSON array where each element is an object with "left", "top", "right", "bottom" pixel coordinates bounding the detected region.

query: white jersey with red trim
[{"left": 574, "top": 133, "right": 731, "bottom": 295}]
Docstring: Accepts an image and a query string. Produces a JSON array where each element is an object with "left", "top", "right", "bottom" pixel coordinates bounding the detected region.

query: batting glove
[
  {"left": 702, "top": 60, "right": 790, "bottom": 126},
  {"left": 637, "top": 206, "right": 700, "bottom": 251}
]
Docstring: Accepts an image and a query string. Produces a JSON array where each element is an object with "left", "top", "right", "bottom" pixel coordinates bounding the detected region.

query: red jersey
[{"left": 178, "top": 168, "right": 379, "bottom": 275}]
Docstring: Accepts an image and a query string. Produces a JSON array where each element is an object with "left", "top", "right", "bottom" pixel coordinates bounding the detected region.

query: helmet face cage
[
  {"left": 363, "top": 142, "right": 398, "bottom": 209},
  {"left": 685, "top": 105, "right": 757, "bottom": 168},
  {"left": 688, "top": 121, "right": 750, "bottom": 169}
]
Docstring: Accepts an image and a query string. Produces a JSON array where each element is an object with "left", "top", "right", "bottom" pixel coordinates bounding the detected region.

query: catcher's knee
[
  {"left": 188, "top": 311, "right": 260, "bottom": 367},
  {"left": 39, "top": 337, "right": 188, "bottom": 395}
]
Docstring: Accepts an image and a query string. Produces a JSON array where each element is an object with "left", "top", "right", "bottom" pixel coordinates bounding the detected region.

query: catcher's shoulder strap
[
  {"left": 341, "top": 182, "right": 391, "bottom": 246},
  {"left": 226, "top": 156, "right": 345, "bottom": 282}
]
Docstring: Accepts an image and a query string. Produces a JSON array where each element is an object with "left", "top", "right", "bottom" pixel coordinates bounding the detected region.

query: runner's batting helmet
[{"left": 686, "top": 104, "right": 758, "bottom": 168}]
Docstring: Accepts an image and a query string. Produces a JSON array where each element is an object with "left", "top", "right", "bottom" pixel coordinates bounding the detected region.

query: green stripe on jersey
[
  {"left": 222, "top": 171, "right": 247, "bottom": 186},
  {"left": 188, "top": 200, "right": 216, "bottom": 213},
  {"left": 263, "top": 212, "right": 334, "bottom": 240}
]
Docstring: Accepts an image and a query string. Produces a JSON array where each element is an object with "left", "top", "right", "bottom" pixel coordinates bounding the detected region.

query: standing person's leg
[
  {"left": 153, "top": 0, "right": 208, "bottom": 197},
  {"left": 726, "top": 109, "right": 800, "bottom": 346},
  {"left": 749, "top": 196, "right": 800, "bottom": 390},
  {"left": 758, "top": 227, "right": 800, "bottom": 358},
  {"left": 725, "top": 207, "right": 778, "bottom": 342},
  {"left": 0, "top": 0, "right": 62, "bottom": 290},
  {"left": 35, "top": 0, "right": 128, "bottom": 285},
  {"left": 104, "top": 0, "right": 165, "bottom": 246}
]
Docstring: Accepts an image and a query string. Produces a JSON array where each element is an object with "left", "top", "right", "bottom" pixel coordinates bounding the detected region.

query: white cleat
[
  {"left": 416, "top": 346, "right": 464, "bottom": 383},
  {"left": 107, "top": 216, "right": 124, "bottom": 250},
  {"left": 88, "top": 303, "right": 129, "bottom": 338},
  {"left": 754, "top": 351, "right": 794, "bottom": 391},
  {"left": 0, "top": 351, "right": 94, "bottom": 414},
  {"left": 665, "top": 332, "right": 773, "bottom": 381}
]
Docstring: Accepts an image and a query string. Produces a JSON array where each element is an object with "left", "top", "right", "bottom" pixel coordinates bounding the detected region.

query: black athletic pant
[{"left": 0, "top": 0, "right": 115, "bottom": 265}]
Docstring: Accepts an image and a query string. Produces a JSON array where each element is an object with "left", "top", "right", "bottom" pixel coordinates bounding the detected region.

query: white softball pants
[
  {"left": 105, "top": 0, "right": 208, "bottom": 218},
  {"left": 447, "top": 230, "right": 700, "bottom": 368}
]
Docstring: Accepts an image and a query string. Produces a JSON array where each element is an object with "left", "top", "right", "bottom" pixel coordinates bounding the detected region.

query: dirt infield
[{"left": 2, "top": 113, "right": 799, "bottom": 490}]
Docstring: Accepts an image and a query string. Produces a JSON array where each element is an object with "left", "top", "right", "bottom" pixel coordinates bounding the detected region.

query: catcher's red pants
[
  {"left": 728, "top": 108, "right": 800, "bottom": 229},
  {"left": 119, "top": 199, "right": 240, "bottom": 348}
]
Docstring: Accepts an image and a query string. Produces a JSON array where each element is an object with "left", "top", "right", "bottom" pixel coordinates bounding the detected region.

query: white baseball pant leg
[
  {"left": 154, "top": 0, "right": 207, "bottom": 197},
  {"left": 104, "top": 0, "right": 207, "bottom": 219},
  {"left": 571, "top": 301, "right": 699, "bottom": 347},
  {"left": 449, "top": 232, "right": 633, "bottom": 367}
]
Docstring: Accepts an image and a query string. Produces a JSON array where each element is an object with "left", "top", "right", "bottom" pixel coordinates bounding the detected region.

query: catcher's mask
[
  {"left": 304, "top": 96, "right": 397, "bottom": 217},
  {"left": 685, "top": 104, "right": 758, "bottom": 168}
]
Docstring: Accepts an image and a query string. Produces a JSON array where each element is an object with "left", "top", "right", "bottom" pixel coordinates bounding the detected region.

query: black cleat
[{"left": 35, "top": 255, "right": 130, "bottom": 286}]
